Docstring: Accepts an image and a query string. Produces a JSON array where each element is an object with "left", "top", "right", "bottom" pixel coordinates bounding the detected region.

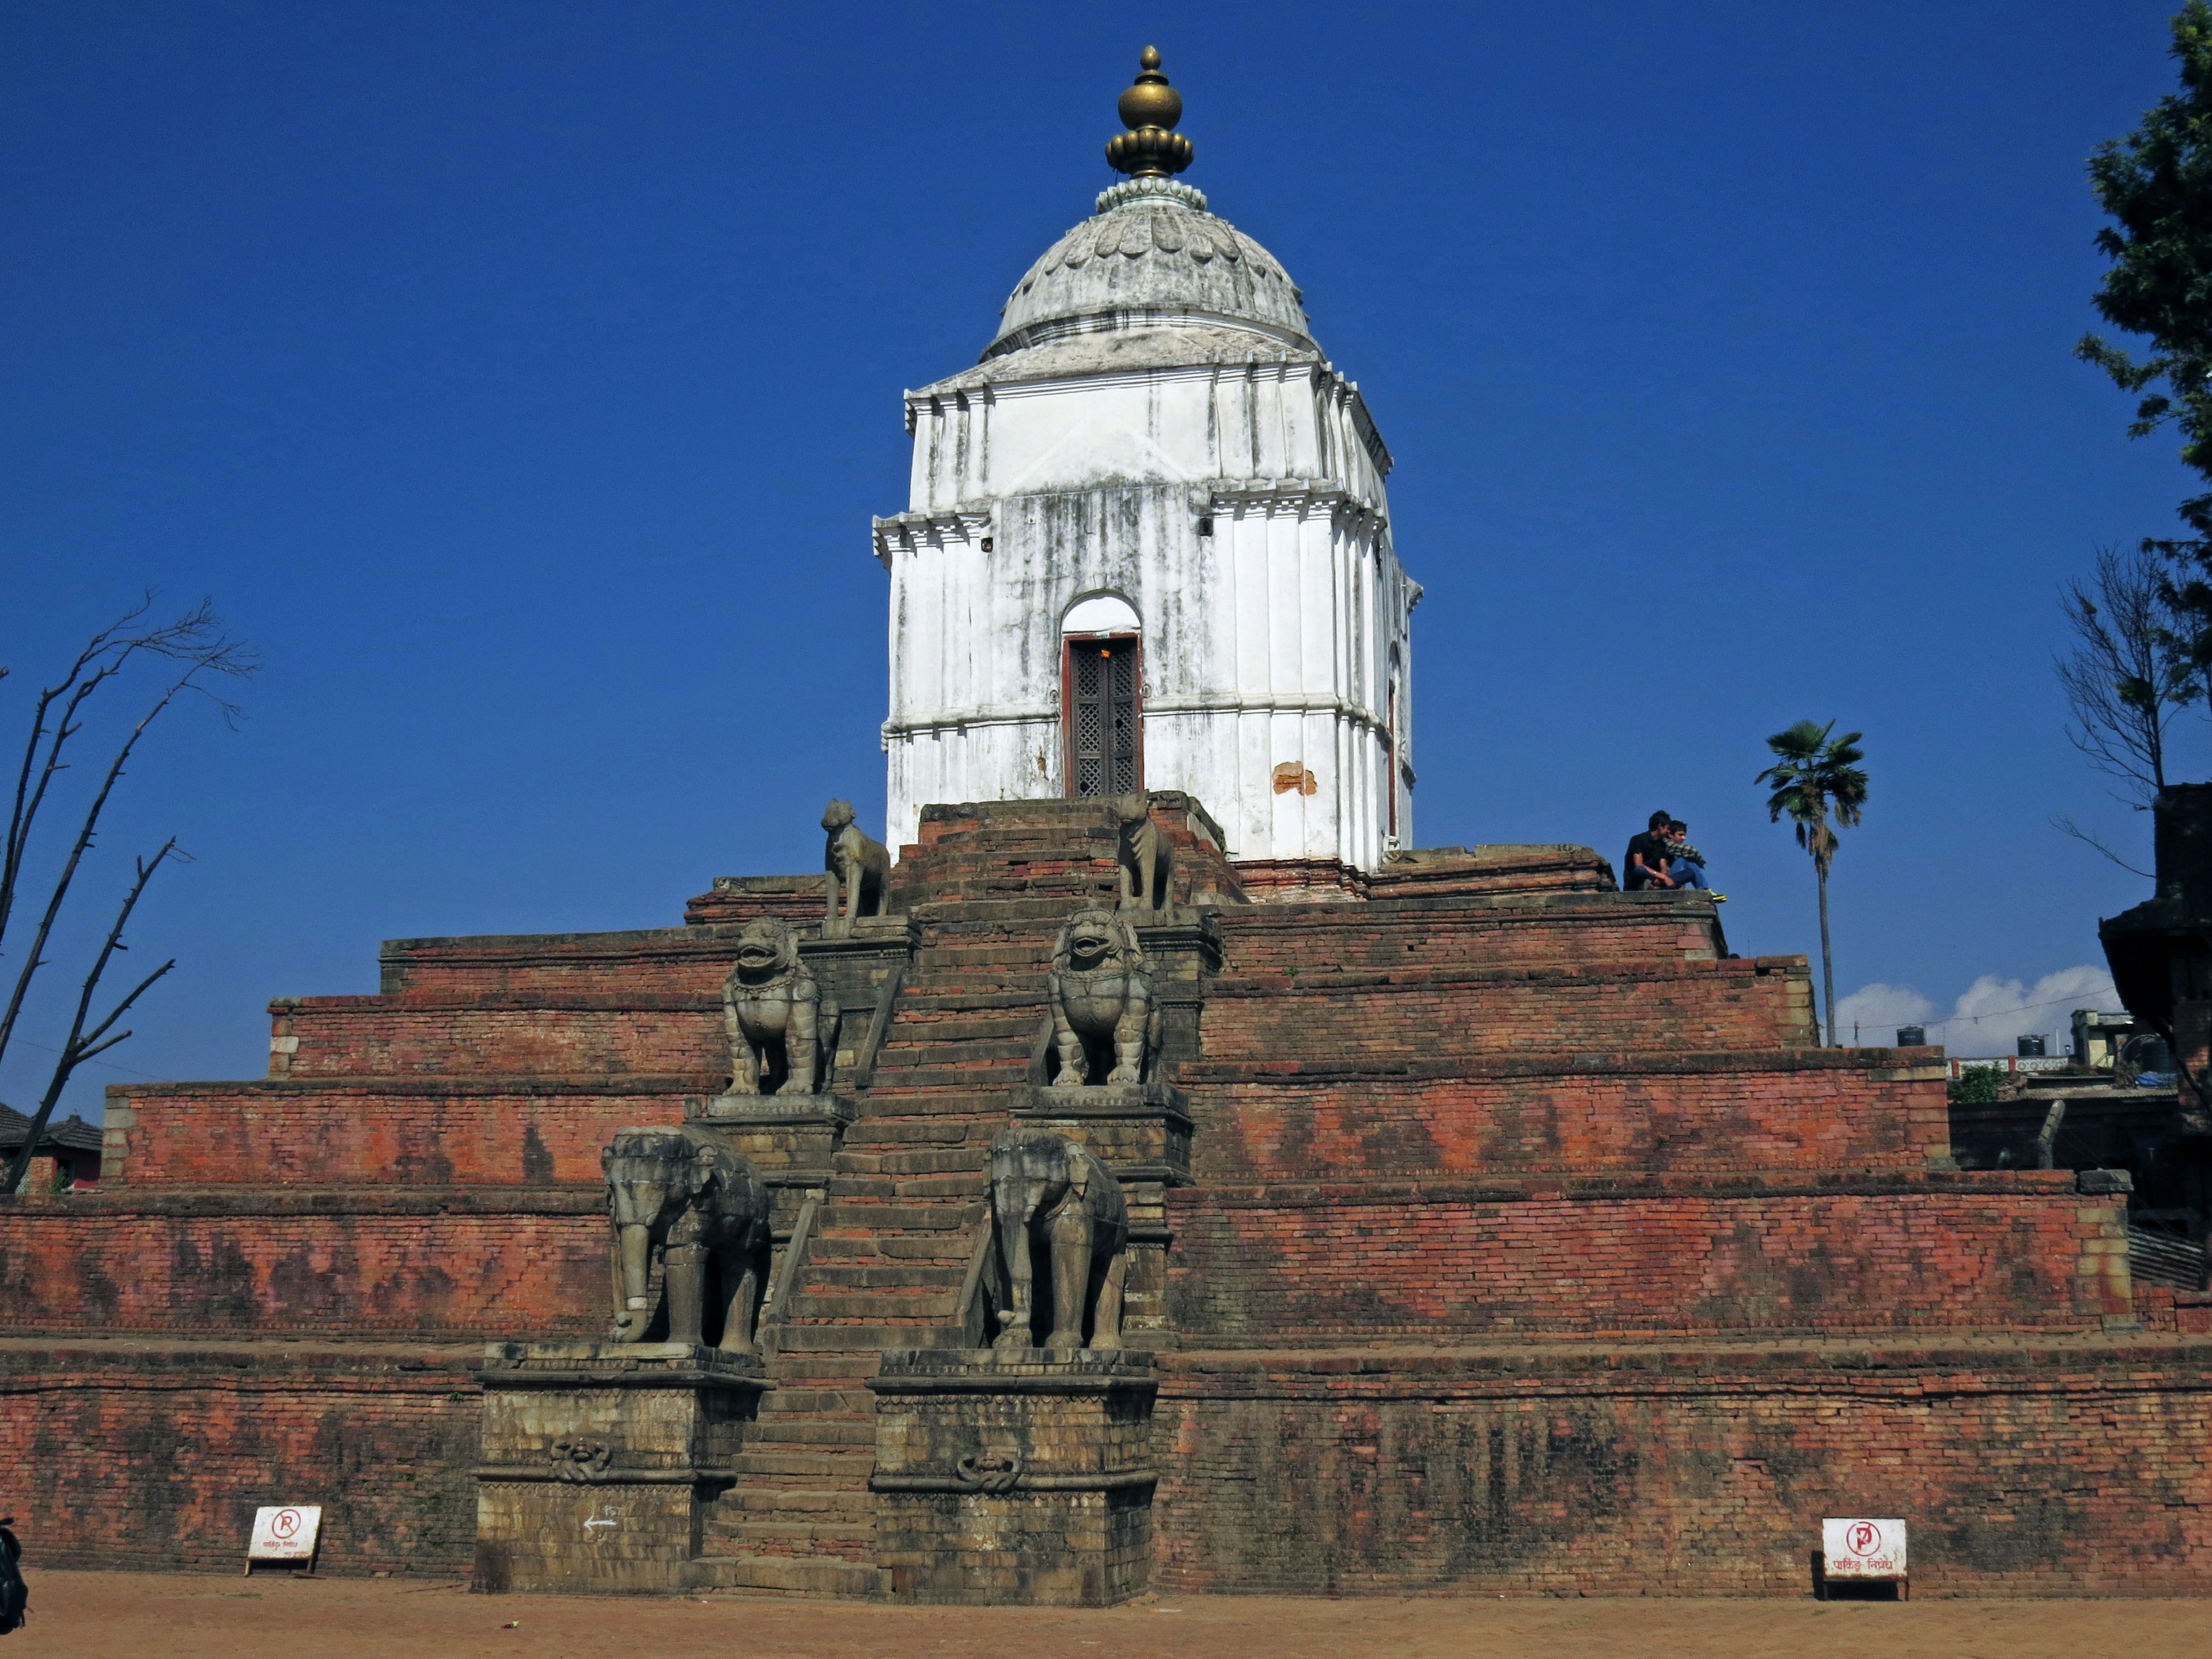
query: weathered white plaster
[{"left": 878, "top": 177, "right": 1418, "bottom": 868}]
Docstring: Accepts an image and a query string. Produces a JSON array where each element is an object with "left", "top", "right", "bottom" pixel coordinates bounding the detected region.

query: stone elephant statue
[
  {"left": 989, "top": 1127, "right": 1128, "bottom": 1354},
  {"left": 601, "top": 1124, "right": 772, "bottom": 1355}
]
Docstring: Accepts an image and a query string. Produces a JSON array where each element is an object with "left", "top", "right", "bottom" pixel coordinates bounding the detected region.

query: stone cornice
[
  {"left": 872, "top": 509, "right": 991, "bottom": 569},
  {"left": 1196, "top": 478, "right": 1385, "bottom": 528}
]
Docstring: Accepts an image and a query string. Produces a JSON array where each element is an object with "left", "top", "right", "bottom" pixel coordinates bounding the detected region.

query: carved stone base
[
  {"left": 1010, "top": 1081, "right": 1190, "bottom": 1183},
  {"left": 474, "top": 1341, "right": 765, "bottom": 1594},
  {"left": 869, "top": 1350, "right": 1157, "bottom": 1605},
  {"left": 687, "top": 1090, "right": 856, "bottom": 1191}
]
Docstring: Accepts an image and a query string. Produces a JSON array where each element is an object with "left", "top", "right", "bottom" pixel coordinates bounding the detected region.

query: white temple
[{"left": 876, "top": 48, "right": 1419, "bottom": 878}]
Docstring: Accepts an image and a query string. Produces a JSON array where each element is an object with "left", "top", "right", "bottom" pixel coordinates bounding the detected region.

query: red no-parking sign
[
  {"left": 247, "top": 1505, "right": 322, "bottom": 1563},
  {"left": 1822, "top": 1517, "right": 1907, "bottom": 1580}
]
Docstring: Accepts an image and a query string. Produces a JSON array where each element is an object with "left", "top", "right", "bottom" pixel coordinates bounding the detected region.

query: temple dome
[{"left": 986, "top": 179, "right": 1314, "bottom": 360}]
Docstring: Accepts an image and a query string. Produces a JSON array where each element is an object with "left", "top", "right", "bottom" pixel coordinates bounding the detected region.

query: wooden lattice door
[{"left": 1065, "top": 635, "right": 1141, "bottom": 798}]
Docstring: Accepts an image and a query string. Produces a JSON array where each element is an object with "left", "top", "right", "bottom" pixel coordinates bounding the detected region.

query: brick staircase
[{"left": 701, "top": 847, "right": 1123, "bottom": 1592}]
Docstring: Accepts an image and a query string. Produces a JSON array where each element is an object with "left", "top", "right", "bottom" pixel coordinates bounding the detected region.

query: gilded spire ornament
[{"left": 1105, "top": 46, "right": 1193, "bottom": 178}]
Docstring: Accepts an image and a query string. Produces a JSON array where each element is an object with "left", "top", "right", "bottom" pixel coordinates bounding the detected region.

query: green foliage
[
  {"left": 1947, "top": 1065, "right": 2007, "bottom": 1107},
  {"left": 2080, "top": 2, "right": 2212, "bottom": 691},
  {"left": 1755, "top": 719, "right": 1869, "bottom": 877}
]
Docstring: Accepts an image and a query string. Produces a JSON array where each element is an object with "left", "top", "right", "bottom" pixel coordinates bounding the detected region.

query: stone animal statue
[
  {"left": 1047, "top": 906, "right": 1158, "bottom": 1086},
  {"left": 601, "top": 1123, "right": 772, "bottom": 1354},
  {"left": 989, "top": 1127, "right": 1128, "bottom": 1354},
  {"left": 822, "top": 799, "right": 890, "bottom": 927},
  {"left": 722, "top": 916, "right": 828, "bottom": 1095},
  {"left": 1112, "top": 791, "right": 1172, "bottom": 912}
]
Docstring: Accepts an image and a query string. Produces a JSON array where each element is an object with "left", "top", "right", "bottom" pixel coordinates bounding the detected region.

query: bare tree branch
[
  {"left": 2055, "top": 544, "right": 2195, "bottom": 806},
  {"left": 0, "top": 601, "right": 255, "bottom": 1080},
  {"left": 5, "top": 841, "right": 179, "bottom": 1195},
  {"left": 2051, "top": 813, "right": 2158, "bottom": 878}
]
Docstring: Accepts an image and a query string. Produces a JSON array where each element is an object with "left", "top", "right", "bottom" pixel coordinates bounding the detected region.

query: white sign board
[
  {"left": 1823, "top": 1517, "right": 1907, "bottom": 1580},
  {"left": 247, "top": 1505, "right": 322, "bottom": 1563}
]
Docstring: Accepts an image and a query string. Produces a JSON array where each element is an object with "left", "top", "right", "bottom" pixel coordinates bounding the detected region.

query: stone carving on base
[
  {"left": 722, "top": 917, "right": 827, "bottom": 1095},
  {"left": 823, "top": 798, "right": 891, "bottom": 929},
  {"left": 1112, "top": 792, "right": 1172, "bottom": 912},
  {"left": 1047, "top": 907, "right": 1158, "bottom": 1086},
  {"left": 602, "top": 1124, "right": 772, "bottom": 1354},
  {"left": 989, "top": 1126, "right": 1129, "bottom": 1354}
]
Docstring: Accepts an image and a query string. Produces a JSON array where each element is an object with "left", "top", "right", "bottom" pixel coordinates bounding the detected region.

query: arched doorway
[{"left": 1061, "top": 593, "right": 1142, "bottom": 799}]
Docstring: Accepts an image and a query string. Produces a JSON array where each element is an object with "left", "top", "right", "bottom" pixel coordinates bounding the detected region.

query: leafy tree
[
  {"left": 2080, "top": 2, "right": 2212, "bottom": 699},
  {"left": 1756, "top": 719, "right": 1869, "bottom": 1048}
]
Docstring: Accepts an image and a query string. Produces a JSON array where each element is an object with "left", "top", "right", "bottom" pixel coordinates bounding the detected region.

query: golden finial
[{"left": 1105, "top": 46, "right": 1194, "bottom": 179}]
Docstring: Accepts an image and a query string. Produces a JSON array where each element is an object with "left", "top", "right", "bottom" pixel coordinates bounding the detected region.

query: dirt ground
[{"left": 9, "top": 1572, "right": 2212, "bottom": 1659}]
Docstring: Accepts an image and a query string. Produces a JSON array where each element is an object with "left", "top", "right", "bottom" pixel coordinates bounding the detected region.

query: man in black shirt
[{"left": 1623, "top": 809, "right": 1675, "bottom": 891}]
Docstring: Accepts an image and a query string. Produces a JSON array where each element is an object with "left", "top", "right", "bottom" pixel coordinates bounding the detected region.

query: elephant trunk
[{"left": 612, "top": 1220, "right": 653, "bottom": 1340}]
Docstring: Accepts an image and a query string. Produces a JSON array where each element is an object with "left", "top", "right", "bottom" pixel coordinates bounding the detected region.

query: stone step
[
  {"left": 801, "top": 1247, "right": 964, "bottom": 1274},
  {"left": 895, "top": 980, "right": 1050, "bottom": 1002},
  {"left": 726, "top": 1488, "right": 874, "bottom": 1518},
  {"left": 833, "top": 1146, "right": 992, "bottom": 1177},
  {"left": 770, "top": 1324, "right": 964, "bottom": 1352},
  {"left": 838, "top": 1118, "right": 990, "bottom": 1146},
  {"left": 756, "top": 1386, "right": 876, "bottom": 1414},
  {"left": 867, "top": 1044, "right": 1031, "bottom": 1070},
  {"left": 874, "top": 1012, "right": 1040, "bottom": 1043},
  {"left": 838, "top": 1090, "right": 1013, "bottom": 1116},
  {"left": 683, "top": 1555, "right": 888, "bottom": 1597},
  {"left": 730, "top": 1448, "right": 874, "bottom": 1480},
  {"left": 712, "top": 1531, "right": 876, "bottom": 1557},
  {"left": 801, "top": 1266, "right": 968, "bottom": 1293},
  {"left": 786, "top": 1288, "right": 959, "bottom": 1321},
  {"left": 828, "top": 1173, "right": 991, "bottom": 1202},
  {"left": 913, "top": 896, "right": 1116, "bottom": 923},
  {"left": 919, "top": 944, "right": 1059, "bottom": 968},
  {"left": 762, "top": 1355, "right": 881, "bottom": 1383},
  {"left": 744, "top": 1418, "right": 878, "bottom": 1447},
  {"left": 815, "top": 1201, "right": 978, "bottom": 1232}
]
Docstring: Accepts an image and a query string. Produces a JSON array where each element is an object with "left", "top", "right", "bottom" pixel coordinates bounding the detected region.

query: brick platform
[{"left": 0, "top": 795, "right": 2201, "bottom": 1596}]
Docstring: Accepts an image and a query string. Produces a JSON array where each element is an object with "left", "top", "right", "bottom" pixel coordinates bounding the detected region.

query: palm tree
[{"left": 1756, "top": 719, "right": 1869, "bottom": 1047}]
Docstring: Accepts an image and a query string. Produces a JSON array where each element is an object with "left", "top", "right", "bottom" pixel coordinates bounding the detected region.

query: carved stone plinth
[
  {"left": 687, "top": 1090, "right": 856, "bottom": 1191},
  {"left": 869, "top": 1350, "right": 1157, "bottom": 1605},
  {"left": 1010, "top": 1082, "right": 1190, "bottom": 1184},
  {"left": 474, "top": 1342, "right": 764, "bottom": 1594},
  {"left": 1011, "top": 1082, "right": 1187, "bottom": 1339}
]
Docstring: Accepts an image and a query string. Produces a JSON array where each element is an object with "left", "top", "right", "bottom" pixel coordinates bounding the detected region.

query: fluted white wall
[{"left": 878, "top": 356, "right": 1417, "bottom": 867}]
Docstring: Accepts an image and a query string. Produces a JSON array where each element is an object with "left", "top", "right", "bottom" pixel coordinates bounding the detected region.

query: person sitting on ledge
[
  {"left": 1623, "top": 809, "right": 1676, "bottom": 891},
  {"left": 1664, "top": 819, "right": 1726, "bottom": 902}
]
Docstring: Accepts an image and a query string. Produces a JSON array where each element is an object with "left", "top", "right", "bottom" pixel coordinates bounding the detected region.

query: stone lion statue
[
  {"left": 1047, "top": 906, "right": 1157, "bottom": 1086},
  {"left": 721, "top": 916, "right": 828, "bottom": 1095},
  {"left": 822, "top": 798, "right": 890, "bottom": 928},
  {"left": 1111, "top": 791, "right": 1171, "bottom": 912}
]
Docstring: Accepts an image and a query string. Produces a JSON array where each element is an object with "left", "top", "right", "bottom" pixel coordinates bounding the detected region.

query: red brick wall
[
  {"left": 379, "top": 930, "right": 742, "bottom": 998},
  {"left": 1150, "top": 1342, "right": 2212, "bottom": 1594},
  {"left": 1165, "top": 1180, "right": 2127, "bottom": 1338},
  {"left": 1200, "top": 959, "right": 1816, "bottom": 1061},
  {"left": 0, "top": 1196, "right": 606, "bottom": 1336},
  {"left": 271, "top": 997, "right": 724, "bottom": 1079},
  {"left": 1181, "top": 1056, "right": 1950, "bottom": 1179},
  {"left": 107, "top": 1084, "right": 699, "bottom": 1188},
  {"left": 1214, "top": 902, "right": 1724, "bottom": 974},
  {"left": 0, "top": 1343, "right": 482, "bottom": 1574}
]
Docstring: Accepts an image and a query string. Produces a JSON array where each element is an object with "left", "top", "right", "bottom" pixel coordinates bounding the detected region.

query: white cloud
[
  {"left": 1835, "top": 965, "right": 2124, "bottom": 1055},
  {"left": 1835, "top": 982, "right": 1935, "bottom": 1042}
]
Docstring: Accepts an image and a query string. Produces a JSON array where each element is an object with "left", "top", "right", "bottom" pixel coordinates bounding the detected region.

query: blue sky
[{"left": 1, "top": 0, "right": 2198, "bottom": 1115}]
